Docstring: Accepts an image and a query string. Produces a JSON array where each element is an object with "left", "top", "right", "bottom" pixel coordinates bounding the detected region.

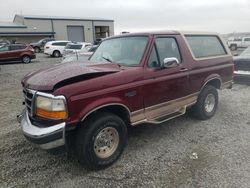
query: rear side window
[
  {"left": 65, "top": 44, "right": 82, "bottom": 49},
  {"left": 52, "top": 42, "right": 68, "bottom": 46},
  {"left": 10, "top": 45, "right": 26, "bottom": 51},
  {"left": 185, "top": 35, "right": 227, "bottom": 58},
  {"left": 244, "top": 38, "right": 250, "bottom": 42}
]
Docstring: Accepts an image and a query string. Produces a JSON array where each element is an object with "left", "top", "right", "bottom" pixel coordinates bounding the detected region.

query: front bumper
[
  {"left": 234, "top": 70, "right": 250, "bottom": 77},
  {"left": 17, "top": 109, "right": 66, "bottom": 150}
]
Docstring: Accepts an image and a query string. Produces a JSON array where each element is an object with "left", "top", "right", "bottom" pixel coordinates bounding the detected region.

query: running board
[{"left": 146, "top": 106, "right": 186, "bottom": 124}]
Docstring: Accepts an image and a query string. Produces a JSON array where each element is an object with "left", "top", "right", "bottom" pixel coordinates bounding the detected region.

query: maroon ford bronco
[{"left": 17, "top": 31, "right": 234, "bottom": 169}]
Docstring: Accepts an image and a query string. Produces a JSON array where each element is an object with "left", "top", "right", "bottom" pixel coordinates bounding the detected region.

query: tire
[
  {"left": 192, "top": 85, "right": 218, "bottom": 120},
  {"left": 230, "top": 44, "right": 237, "bottom": 51},
  {"left": 53, "top": 50, "right": 61, "bottom": 57},
  {"left": 34, "top": 47, "right": 40, "bottom": 53},
  {"left": 75, "top": 112, "right": 128, "bottom": 170},
  {"left": 22, "top": 55, "right": 31, "bottom": 63}
]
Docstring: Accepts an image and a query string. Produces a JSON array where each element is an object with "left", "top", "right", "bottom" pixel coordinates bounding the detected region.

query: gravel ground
[{"left": 0, "top": 54, "right": 250, "bottom": 188}]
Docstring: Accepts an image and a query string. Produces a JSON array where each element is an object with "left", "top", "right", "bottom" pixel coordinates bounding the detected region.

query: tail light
[{"left": 45, "top": 46, "right": 49, "bottom": 49}]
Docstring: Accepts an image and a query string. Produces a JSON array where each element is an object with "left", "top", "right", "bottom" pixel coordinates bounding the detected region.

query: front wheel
[
  {"left": 192, "top": 85, "right": 218, "bottom": 120},
  {"left": 75, "top": 112, "right": 127, "bottom": 170},
  {"left": 22, "top": 55, "right": 31, "bottom": 63}
]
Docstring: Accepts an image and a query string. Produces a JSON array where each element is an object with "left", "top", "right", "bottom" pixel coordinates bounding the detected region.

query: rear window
[
  {"left": 185, "top": 35, "right": 227, "bottom": 58},
  {"left": 65, "top": 44, "right": 82, "bottom": 49}
]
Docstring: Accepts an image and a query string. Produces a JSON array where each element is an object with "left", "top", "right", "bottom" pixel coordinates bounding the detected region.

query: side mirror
[{"left": 163, "top": 57, "right": 180, "bottom": 68}]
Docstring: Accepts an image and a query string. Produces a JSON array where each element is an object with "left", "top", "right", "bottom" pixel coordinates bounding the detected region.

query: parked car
[
  {"left": 18, "top": 31, "right": 233, "bottom": 169},
  {"left": 62, "top": 45, "right": 98, "bottom": 63},
  {"left": 44, "top": 40, "right": 70, "bottom": 57},
  {"left": 228, "top": 37, "right": 250, "bottom": 51},
  {"left": 233, "top": 46, "right": 250, "bottom": 81},
  {"left": 30, "top": 38, "right": 55, "bottom": 53},
  {"left": 62, "top": 53, "right": 90, "bottom": 63},
  {"left": 63, "top": 42, "right": 92, "bottom": 57},
  {"left": 0, "top": 43, "right": 35, "bottom": 63}
]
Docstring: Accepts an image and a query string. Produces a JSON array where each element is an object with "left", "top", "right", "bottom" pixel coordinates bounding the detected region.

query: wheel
[
  {"left": 34, "top": 47, "right": 40, "bottom": 53},
  {"left": 192, "top": 85, "right": 218, "bottom": 120},
  {"left": 75, "top": 112, "right": 127, "bottom": 170},
  {"left": 230, "top": 44, "right": 237, "bottom": 51},
  {"left": 22, "top": 55, "right": 31, "bottom": 63},
  {"left": 53, "top": 50, "right": 61, "bottom": 57}
]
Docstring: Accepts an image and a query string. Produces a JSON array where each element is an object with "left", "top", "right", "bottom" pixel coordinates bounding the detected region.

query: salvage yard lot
[{"left": 0, "top": 54, "right": 250, "bottom": 187}]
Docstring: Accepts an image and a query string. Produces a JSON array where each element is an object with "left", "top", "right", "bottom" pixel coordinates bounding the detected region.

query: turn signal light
[{"left": 36, "top": 108, "right": 67, "bottom": 120}]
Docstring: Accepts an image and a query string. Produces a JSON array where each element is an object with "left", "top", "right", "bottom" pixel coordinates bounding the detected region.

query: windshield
[
  {"left": 38, "top": 39, "right": 44, "bottom": 43},
  {"left": 239, "top": 47, "right": 250, "bottom": 58},
  {"left": 90, "top": 36, "right": 148, "bottom": 66}
]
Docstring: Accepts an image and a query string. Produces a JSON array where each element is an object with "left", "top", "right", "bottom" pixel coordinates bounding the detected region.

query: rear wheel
[
  {"left": 192, "top": 85, "right": 218, "bottom": 120},
  {"left": 22, "top": 55, "right": 31, "bottom": 63},
  {"left": 34, "top": 47, "right": 40, "bottom": 53},
  {"left": 75, "top": 112, "right": 127, "bottom": 170},
  {"left": 53, "top": 50, "right": 61, "bottom": 57}
]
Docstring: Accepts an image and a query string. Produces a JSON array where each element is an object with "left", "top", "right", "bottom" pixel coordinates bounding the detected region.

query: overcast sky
[{"left": 0, "top": 0, "right": 250, "bottom": 34}]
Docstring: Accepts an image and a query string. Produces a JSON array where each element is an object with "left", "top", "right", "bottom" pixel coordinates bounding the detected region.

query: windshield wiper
[{"left": 102, "top": 56, "right": 113, "bottom": 63}]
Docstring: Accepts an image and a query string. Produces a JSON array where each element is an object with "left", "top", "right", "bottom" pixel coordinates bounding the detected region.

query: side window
[
  {"left": 61, "top": 42, "right": 68, "bottom": 46},
  {"left": 19, "top": 45, "right": 27, "bottom": 50},
  {"left": 52, "top": 42, "right": 67, "bottom": 46},
  {"left": 11, "top": 45, "right": 26, "bottom": 50},
  {"left": 10, "top": 46, "right": 18, "bottom": 51},
  {"left": 185, "top": 35, "right": 227, "bottom": 58},
  {"left": 147, "top": 45, "right": 160, "bottom": 68},
  {"left": 155, "top": 38, "right": 181, "bottom": 65},
  {"left": 52, "top": 42, "right": 59, "bottom": 46},
  {"left": 244, "top": 38, "right": 250, "bottom": 42}
]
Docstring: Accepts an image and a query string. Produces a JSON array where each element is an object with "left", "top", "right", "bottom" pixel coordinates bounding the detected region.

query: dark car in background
[
  {"left": 233, "top": 47, "right": 250, "bottom": 83},
  {"left": 0, "top": 44, "right": 36, "bottom": 63},
  {"left": 30, "top": 38, "right": 55, "bottom": 53}
]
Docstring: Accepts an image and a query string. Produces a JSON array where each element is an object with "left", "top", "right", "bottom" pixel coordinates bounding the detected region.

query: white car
[
  {"left": 63, "top": 42, "right": 92, "bottom": 57},
  {"left": 44, "top": 40, "right": 70, "bottom": 57}
]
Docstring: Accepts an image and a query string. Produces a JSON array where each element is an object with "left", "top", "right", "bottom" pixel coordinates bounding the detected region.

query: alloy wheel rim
[
  {"left": 94, "top": 126, "right": 119, "bottom": 159},
  {"left": 23, "top": 56, "right": 30, "bottom": 63},
  {"left": 204, "top": 93, "right": 215, "bottom": 113}
]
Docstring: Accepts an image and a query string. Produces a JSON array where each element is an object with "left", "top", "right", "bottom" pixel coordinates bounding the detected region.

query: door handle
[{"left": 180, "top": 68, "right": 188, "bottom": 72}]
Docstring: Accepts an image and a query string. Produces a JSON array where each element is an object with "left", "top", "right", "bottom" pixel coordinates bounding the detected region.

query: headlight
[{"left": 35, "top": 95, "right": 67, "bottom": 120}]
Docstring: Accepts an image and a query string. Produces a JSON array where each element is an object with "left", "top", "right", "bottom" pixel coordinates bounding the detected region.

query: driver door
[{"left": 143, "top": 36, "right": 191, "bottom": 120}]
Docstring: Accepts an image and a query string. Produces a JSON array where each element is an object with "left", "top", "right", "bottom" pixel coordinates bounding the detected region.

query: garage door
[{"left": 67, "top": 26, "right": 85, "bottom": 42}]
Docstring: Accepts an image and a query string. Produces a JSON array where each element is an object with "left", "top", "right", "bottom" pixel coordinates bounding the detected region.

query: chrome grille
[{"left": 23, "top": 88, "right": 35, "bottom": 116}]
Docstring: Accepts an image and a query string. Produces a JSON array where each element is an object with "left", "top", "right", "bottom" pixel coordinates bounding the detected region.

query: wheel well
[
  {"left": 205, "top": 79, "right": 221, "bottom": 89},
  {"left": 53, "top": 50, "right": 60, "bottom": 54},
  {"left": 82, "top": 105, "right": 131, "bottom": 126},
  {"left": 21, "top": 54, "right": 30, "bottom": 58}
]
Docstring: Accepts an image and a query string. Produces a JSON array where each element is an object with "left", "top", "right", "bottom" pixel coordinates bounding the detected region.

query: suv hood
[{"left": 22, "top": 61, "right": 122, "bottom": 91}]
